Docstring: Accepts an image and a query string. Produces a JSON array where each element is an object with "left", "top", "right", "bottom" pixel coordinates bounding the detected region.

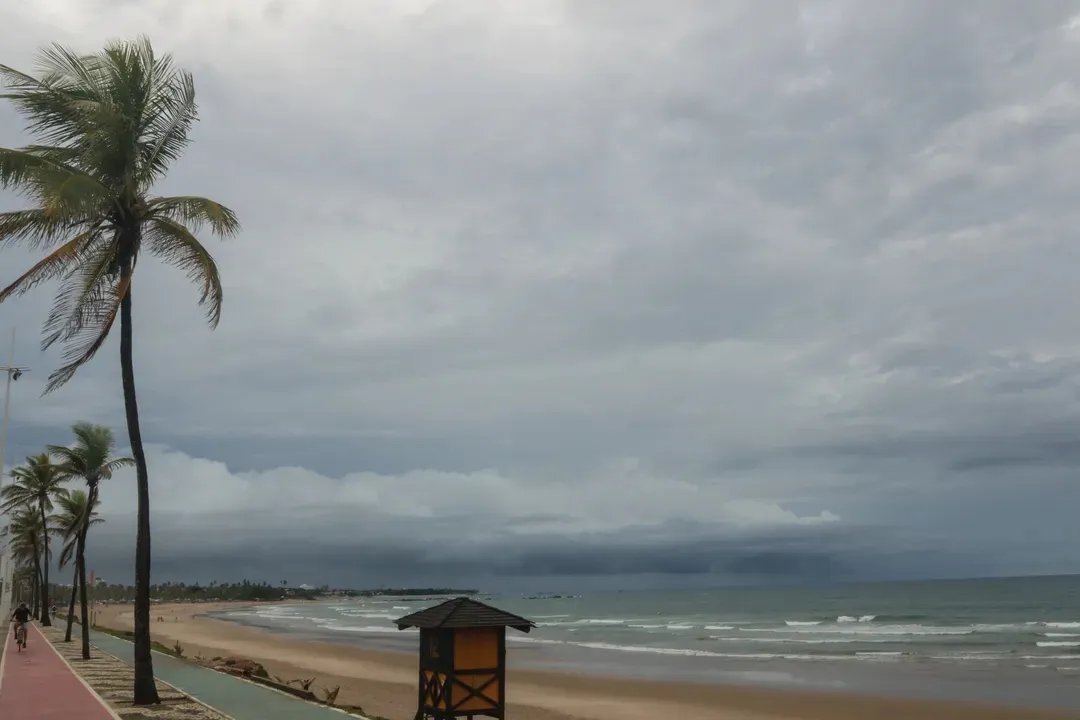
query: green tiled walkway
[{"left": 89, "top": 630, "right": 364, "bottom": 719}]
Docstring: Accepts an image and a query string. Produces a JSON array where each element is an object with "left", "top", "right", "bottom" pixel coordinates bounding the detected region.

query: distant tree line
[{"left": 53, "top": 579, "right": 479, "bottom": 604}]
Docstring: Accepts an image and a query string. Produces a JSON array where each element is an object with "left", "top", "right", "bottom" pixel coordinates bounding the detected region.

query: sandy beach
[{"left": 87, "top": 602, "right": 1079, "bottom": 720}]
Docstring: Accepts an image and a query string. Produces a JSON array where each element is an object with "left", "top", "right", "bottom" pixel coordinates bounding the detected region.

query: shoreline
[{"left": 94, "top": 602, "right": 1079, "bottom": 720}]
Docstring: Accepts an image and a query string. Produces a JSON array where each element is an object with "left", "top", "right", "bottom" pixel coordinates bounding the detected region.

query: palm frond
[
  {"left": 146, "top": 196, "right": 240, "bottom": 237},
  {"left": 144, "top": 215, "right": 224, "bottom": 326},
  {"left": 0, "top": 147, "right": 110, "bottom": 213},
  {"left": 101, "top": 455, "right": 135, "bottom": 478},
  {"left": 0, "top": 62, "right": 93, "bottom": 149},
  {"left": 48, "top": 423, "right": 129, "bottom": 480},
  {"left": 41, "top": 239, "right": 118, "bottom": 350},
  {"left": 43, "top": 272, "right": 128, "bottom": 394},
  {"left": 0, "top": 207, "right": 88, "bottom": 252},
  {"left": 0, "top": 224, "right": 105, "bottom": 301},
  {"left": 139, "top": 66, "right": 196, "bottom": 187}
]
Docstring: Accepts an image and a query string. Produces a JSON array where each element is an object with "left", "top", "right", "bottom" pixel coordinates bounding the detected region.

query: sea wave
[
  {"left": 318, "top": 624, "right": 417, "bottom": 634},
  {"left": 571, "top": 642, "right": 863, "bottom": 661},
  {"left": 744, "top": 625, "right": 973, "bottom": 636},
  {"left": 339, "top": 611, "right": 398, "bottom": 619},
  {"left": 708, "top": 637, "right": 904, "bottom": 644}
]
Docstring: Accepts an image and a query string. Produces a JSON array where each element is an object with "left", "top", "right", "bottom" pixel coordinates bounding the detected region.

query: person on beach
[{"left": 11, "top": 603, "right": 31, "bottom": 647}]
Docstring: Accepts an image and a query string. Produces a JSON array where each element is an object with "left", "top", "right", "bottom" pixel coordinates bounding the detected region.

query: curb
[
  {"left": 0, "top": 622, "right": 10, "bottom": 695},
  {"left": 88, "top": 640, "right": 239, "bottom": 720},
  {"left": 89, "top": 631, "right": 370, "bottom": 719}
]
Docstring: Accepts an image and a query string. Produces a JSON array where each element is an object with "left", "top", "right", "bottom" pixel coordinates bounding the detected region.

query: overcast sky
[{"left": 1, "top": 1, "right": 1080, "bottom": 591}]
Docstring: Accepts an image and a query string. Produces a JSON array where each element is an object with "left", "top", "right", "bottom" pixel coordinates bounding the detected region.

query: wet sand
[{"left": 93, "top": 602, "right": 1079, "bottom": 720}]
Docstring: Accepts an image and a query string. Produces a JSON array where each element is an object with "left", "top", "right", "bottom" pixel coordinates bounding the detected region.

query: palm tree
[
  {"left": 1, "top": 454, "right": 66, "bottom": 625},
  {"left": 0, "top": 38, "right": 240, "bottom": 703},
  {"left": 11, "top": 564, "right": 37, "bottom": 607},
  {"left": 52, "top": 489, "right": 102, "bottom": 650},
  {"left": 50, "top": 423, "right": 130, "bottom": 657},
  {"left": 7, "top": 504, "right": 47, "bottom": 615}
]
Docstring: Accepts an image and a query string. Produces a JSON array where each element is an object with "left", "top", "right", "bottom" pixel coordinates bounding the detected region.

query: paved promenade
[
  {"left": 89, "top": 629, "right": 364, "bottom": 719},
  {"left": 0, "top": 622, "right": 119, "bottom": 719}
]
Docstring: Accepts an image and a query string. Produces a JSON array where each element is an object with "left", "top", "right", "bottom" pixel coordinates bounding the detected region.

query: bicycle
[{"left": 14, "top": 622, "right": 27, "bottom": 651}]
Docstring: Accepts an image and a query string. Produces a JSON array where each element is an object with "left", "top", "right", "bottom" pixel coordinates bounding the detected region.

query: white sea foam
[
  {"left": 629, "top": 624, "right": 666, "bottom": 629},
  {"left": 784, "top": 621, "right": 822, "bottom": 626},
  {"left": 855, "top": 651, "right": 903, "bottom": 657},
  {"left": 710, "top": 637, "right": 899, "bottom": 644},
  {"left": 509, "top": 636, "right": 564, "bottom": 645},
  {"left": 1045, "top": 622, "right": 1080, "bottom": 629},
  {"left": 837, "top": 615, "right": 876, "bottom": 623},
  {"left": 572, "top": 642, "right": 857, "bottom": 660},
  {"left": 1036, "top": 641, "right": 1080, "bottom": 647},
  {"left": 930, "top": 652, "right": 1011, "bottom": 661},
  {"left": 254, "top": 605, "right": 298, "bottom": 617},
  {"left": 704, "top": 625, "right": 735, "bottom": 631},
  {"left": 320, "top": 624, "right": 417, "bottom": 634},
  {"left": 1043, "top": 632, "right": 1080, "bottom": 638},
  {"left": 666, "top": 624, "right": 694, "bottom": 630},
  {"left": 746, "top": 625, "right": 972, "bottom": 636}
]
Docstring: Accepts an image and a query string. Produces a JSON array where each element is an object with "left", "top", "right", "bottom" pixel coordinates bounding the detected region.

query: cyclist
[{"left": 11, "top": 602, "right": 30, "bottom": 649}]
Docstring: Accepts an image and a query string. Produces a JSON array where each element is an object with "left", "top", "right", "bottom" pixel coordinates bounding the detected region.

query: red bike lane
[{"left": 0, "top": 622, "right": 118, "bottom": 719}]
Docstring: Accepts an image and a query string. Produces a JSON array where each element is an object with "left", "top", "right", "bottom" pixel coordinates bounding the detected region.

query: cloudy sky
[{"left": 1, "top": 1, "right": 1080, "bottom": 591}]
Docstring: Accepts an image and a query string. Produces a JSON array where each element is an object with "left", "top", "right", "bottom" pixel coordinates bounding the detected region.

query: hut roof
[{"left": 394, "top": 597, "right": 535, "bottom": 633}]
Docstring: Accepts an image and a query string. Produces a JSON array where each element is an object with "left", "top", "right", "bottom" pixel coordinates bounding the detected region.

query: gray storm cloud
[{"left": 1, "top": 1, "right": 1079, "bottom": 587}]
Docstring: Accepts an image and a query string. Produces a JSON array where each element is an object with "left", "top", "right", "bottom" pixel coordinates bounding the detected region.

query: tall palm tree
[
  {"left": 8, "top": 504, "right": 46, "bottom": 616},
  {"left": 0, "top": 38, "right": 240, "bottom": 703},
  {"left": 51, "top": 423, "right": 130, "bottom": 657},
  {"left": 1, "top": 454, "right": 66, "bottom": 625},
  {"left": 52, "top": 488, "right": 102, "bottom": 649}
]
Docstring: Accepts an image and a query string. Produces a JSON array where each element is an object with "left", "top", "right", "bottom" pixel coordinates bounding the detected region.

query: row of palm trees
[{"left": 3, "top": 423, "right": 129, "bottom": 660}]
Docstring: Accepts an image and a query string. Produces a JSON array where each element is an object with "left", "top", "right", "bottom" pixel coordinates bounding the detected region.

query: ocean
[{"left": 213, "top": 575, "right": 1080, "bottom": 711}]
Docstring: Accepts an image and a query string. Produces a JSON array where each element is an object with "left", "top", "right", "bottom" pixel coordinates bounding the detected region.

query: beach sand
[{"left": 92, "top": 602, "right": 1077, "bottom": 720}]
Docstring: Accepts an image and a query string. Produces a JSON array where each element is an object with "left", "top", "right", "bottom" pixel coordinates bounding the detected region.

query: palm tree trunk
[
  {"left": 79, "top": 484, "right": 98, "bottom": 658},
  {"left": 78, "top": 546, "right": 91, "bottom": 659},
  {"left": 39, "top": 500, "right": 52, "bottom": 626},
  {"left": 65, "top": 564, "right": 78, "bottom": 642},
  {"left": 121, "top": 267, "right": 160, "bottom": 705},
  {"left": 32, "top": 550, "right": 42, "bottom": 618}
]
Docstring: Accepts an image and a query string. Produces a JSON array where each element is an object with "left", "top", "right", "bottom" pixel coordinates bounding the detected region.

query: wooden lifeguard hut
[{"left": 394, "top": 597, "right": 536, "bottom": 720}]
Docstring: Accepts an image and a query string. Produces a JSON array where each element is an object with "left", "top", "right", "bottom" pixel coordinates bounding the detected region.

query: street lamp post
[{"left": 0, "top": 328, "right": 28, "bottom": 620}]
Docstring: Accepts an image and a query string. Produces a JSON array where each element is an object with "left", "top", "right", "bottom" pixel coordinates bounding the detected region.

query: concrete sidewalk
[
  {"left": 89, "top": 629, "right": 365, "bottom": 719},
  {"left": 0, "top": 623, "right": 120, "bottom": 719}
]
